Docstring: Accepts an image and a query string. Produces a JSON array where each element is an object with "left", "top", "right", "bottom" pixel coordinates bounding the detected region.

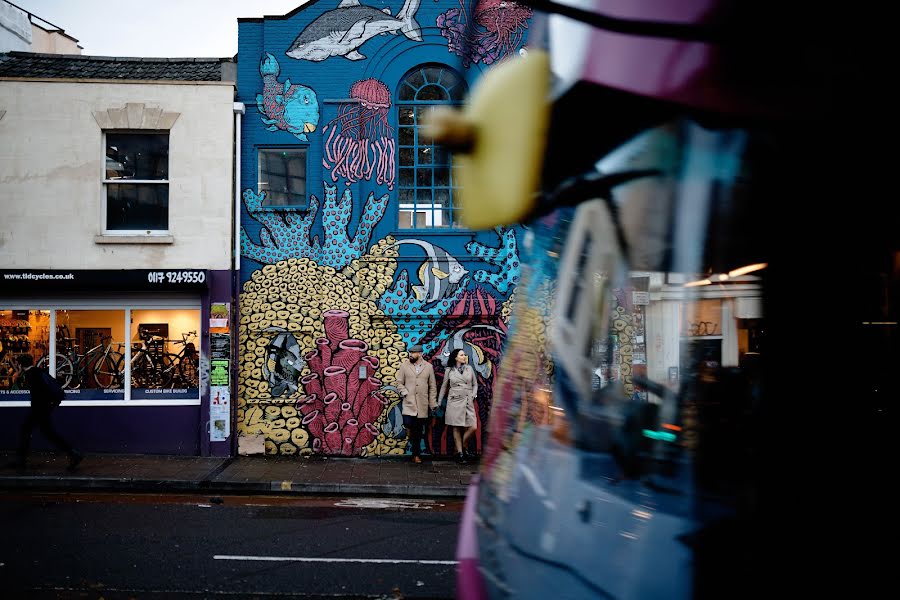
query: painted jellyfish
[
  {"left": 322, "top": 79, "right": 396, "bottom": 190},
  {"left": 437, "top": 0, "right": 533, "bottom": 66}
]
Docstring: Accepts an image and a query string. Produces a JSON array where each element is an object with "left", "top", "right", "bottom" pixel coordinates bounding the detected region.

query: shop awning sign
[{"left": 1, "top": 269, "right": 208, "bottom": 292}]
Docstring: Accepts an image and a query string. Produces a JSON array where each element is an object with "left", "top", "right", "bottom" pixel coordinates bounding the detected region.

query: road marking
[
  {"left": 333, "top": 498, "right": 445, "bottom": 510},
  {"left": 214, "top": 555, "right": 458, "bottom": 565},
  {"left": 518, "top": 464, "right": 557, "bottom": 511}
]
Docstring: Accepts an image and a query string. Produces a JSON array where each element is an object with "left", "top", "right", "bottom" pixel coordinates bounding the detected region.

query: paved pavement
[{"left": 0, "top": 451, "right": 477, "bottom": 497}]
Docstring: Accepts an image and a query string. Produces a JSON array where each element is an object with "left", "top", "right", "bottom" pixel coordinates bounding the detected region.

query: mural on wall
[
  {"left": 238, "top": 237, "right": 408, "bottom": 456},
  {"left": 378, "top": 239, "right": 470, "bottom": 348},
  {"left": 295, "top": 309, "right": 390, "bottom": 454},
  {"left": 466, "top": 226, "right": 520, "bottom": 294},
  {"left": 437, "top": 0, "right": 533, "bottom": 67},
  {"left": 323, "top": 79, "right": 396, "bottom": 190},
  {"left": 240, "top": 183, "right": 390, "bottom": 269},
  {"left": 609, "top": 287, "right": 648, "bottom": 400},
  {"left": 257, "top": 53, "right": 320, "bottom": 141},
  {"left": 285, "top": 0, "right": 423, "bottom": 62},
  {"left": 238, "top": 225, "right": 522, "bottom": 456},
  {"left": 263, "top": 330, "right": 306, "bottom": 397},
  {"left": 237, "top": 1, "right": 535, "bottom": 457},
  {"left": 424, "top": 287, "right": 508, "bottom": 455},
  {"left": 434, "top": 323, "right": 504, "bottom": 377}
]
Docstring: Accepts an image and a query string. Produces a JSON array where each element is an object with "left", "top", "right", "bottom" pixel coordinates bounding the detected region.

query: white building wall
[
  {"left": 646, "top": 299, "right": 682, "bottom": 399},
  {"left": 0, "top": 79, "right": 235, "bottom": 270},
  {"left": 0, "top": 0, "right": 31, "bottom": 52}
]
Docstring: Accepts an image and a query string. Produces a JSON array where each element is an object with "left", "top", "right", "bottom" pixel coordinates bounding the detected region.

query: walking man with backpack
[{"left": 9, "top": 354, "right": 83, "bottom": 470}]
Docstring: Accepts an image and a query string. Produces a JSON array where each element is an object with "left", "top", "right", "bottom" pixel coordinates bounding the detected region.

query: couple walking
[{"left": 396, "top": 344, "right": 477, "bottom": 463}]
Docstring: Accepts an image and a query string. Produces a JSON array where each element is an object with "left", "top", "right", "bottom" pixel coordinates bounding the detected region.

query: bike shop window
[
  {"left": 54, "top": 310, "right": 126, "bottom": 400},
  {"left": 397, "top": 65, "right": 467, "bottom": 229},
  {"left": 130, "top": 309, "right": 200, "bottom": 400},
  {"left": 0, "top": 309, "right": 49, "bottom": 395},
  {"left": 257, "top": 148, "right": 307, "bottom": 207},
  {"left": 104, "top": 132, "right": 169, "bottom": 232}
]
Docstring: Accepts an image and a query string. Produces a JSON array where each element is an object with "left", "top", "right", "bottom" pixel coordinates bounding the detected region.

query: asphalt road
[{"left": 0, "top": 492, "right": 463, "bottom": 599}]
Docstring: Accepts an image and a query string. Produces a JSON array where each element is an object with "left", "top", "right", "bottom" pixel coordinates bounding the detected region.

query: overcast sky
[{"left": 14, "top": 0, "right": 310, "bottom": 57}]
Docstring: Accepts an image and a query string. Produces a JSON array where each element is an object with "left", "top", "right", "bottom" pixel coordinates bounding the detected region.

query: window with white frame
[
  {"left": 398, "top": 204, "right": 447, "bottom": 228},
  {"left": 104, "top": 132, "right": 169, "bottom": 232},
  {"left": 257, "top": 148, "right": 308, "bottom": 207}
]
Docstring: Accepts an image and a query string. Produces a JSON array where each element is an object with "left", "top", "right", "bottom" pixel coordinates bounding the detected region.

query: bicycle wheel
[
  {"left": 156, "top": 353, "right": 177, "bottom": 388},
  {"left": 38, "top": 354, "right": 74, "bottom": 389},
  {"left": 178, "top": 354, "right": 199, "bottom": 388},
  {"left": 131, "top": 351, "right": 159, "bottom": 388},
  {"left": 93, "top": 352, "right": 123, "bottom": 389}
]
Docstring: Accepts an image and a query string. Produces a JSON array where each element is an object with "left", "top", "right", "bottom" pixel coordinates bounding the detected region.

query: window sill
[{"left": 94, "top": 235, "right": 174, "bottom": 244}]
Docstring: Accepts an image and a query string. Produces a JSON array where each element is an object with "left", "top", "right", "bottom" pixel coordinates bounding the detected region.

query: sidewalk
[{"left": 0, "top": 451, "right": 476, "bottom": 498}]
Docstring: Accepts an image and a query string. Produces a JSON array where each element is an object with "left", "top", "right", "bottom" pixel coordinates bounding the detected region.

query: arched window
[{"left": 397, "top": 65, "right": 467, "bottom": 229}]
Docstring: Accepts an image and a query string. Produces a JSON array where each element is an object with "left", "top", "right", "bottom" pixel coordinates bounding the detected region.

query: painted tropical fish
[
  {"left": 438, "top": 325, "right": 505, "bottom": 378},
  {"left": 392, "top": 239, "right": 469, "bottom": 305},
  {"left": 285, "top": 0, "right": 423, "bottom": 62},
  {"left": 263, "top": 329, "right": 306, "bottom": 397},
  {"left": 256, "top": 53, "right": 319, "bottom": 141},
  {"left": 383, "top": 402, "right": 407, "bottom": 439}
]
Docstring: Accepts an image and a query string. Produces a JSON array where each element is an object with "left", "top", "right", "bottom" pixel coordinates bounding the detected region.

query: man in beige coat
[{"left": 396, "top": 344, "right": 437, "bottom": 463}]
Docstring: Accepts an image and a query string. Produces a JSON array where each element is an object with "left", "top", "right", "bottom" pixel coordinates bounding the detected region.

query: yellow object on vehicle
[{"left": 424, "top": 50, "right": 550, "bottom": 230}]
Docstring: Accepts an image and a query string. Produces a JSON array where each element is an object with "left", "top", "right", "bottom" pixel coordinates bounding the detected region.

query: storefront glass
[
  {"left": 0, "top": 305, "right": 200, "bottom": 402},
  {"left": 0, "top": 309, "right": 49, "bottom": 396},
  {"left": 130, "top": 309, "right": 200, "bottom": 400},
  {"left": 52, "top": 309, "right": 127, "bottom": 400}
]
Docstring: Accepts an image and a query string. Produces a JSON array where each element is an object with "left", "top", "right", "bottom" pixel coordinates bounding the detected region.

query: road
[{"left": 0, "top": 492, "right": 463, "bottom": 599}]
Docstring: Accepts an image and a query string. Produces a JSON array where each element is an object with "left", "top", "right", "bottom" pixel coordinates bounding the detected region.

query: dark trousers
[
  {"left": 405, "top": 416, "right": 428, "bottom": 457},
  {"left": 17, "top": 406, "right": 76, "bottom": 458}
]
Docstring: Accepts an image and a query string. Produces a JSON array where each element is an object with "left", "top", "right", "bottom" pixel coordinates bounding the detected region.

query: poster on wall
[
  {"left": 210, "top": 359, "right": 229, "bottom": 386},
  {"left": 210, "top": 303, "right": 230, "bottom": 329},
  {"left": 210, "top": 333, "right": 231, "bottom": 361},
  {"left": 210, "top": 385, "right": 230, "bottom": 441}
]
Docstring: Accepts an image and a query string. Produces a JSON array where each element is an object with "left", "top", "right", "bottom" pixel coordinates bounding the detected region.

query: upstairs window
[
  {"left": 397, "top": 65, "right": 467, "bottom": 229},
  {"left": 257, "top": 148, "right": 308, "bottom": 208},
  {"left": 104, "top": 132, "right": 169, "bottom": 233}
]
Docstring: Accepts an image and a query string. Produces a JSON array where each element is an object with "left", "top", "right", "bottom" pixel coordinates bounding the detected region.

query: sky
[{"left": 14, "top": 0, "right": 311, "bottom": 57}]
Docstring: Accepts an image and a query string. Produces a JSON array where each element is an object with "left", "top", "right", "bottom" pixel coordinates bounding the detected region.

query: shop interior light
[
  {"left": 728, "top": 262, "right": 768, "bottom": 277},
  {"left": 684, "top": 278, "right": 711, "bottom": 288}
]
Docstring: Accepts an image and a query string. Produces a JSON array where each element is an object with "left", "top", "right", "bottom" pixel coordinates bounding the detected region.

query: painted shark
[{"left": 286, "top": 0, "right": 423, "bottom": 62}]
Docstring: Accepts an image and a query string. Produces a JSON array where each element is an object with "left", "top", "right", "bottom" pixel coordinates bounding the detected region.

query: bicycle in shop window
[
  {"left": 687, "top": 321, "right": 719, "bottom": 337},
  {"left": 38, "top": 330, "right": 125, "bottom": 390},
  {"left": 161, "top": 330, "right": 199, "bottom": 388},
  {"left": 129, "top": 328, "right": 198, "bottom": 389}
]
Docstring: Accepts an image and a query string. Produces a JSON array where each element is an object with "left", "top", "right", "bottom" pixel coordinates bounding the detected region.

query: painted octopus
[{"left": 437, "top": 0, "right": 532, "bottom": 66}]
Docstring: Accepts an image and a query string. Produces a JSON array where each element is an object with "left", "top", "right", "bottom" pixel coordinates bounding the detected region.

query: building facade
[
  {"left": 0, "top": 52, "right": 238, "bottom": 455},
  {"left": 0, "top": 1, "right": 82, "bottom": 55},
  {"left": 236, "top": 0, "right": 535, "bottom": 456}
]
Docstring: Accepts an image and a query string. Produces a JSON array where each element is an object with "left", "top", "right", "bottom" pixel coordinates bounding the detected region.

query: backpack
[{"left": 40, "top": 368, "right": 66, "bottom": 405}]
